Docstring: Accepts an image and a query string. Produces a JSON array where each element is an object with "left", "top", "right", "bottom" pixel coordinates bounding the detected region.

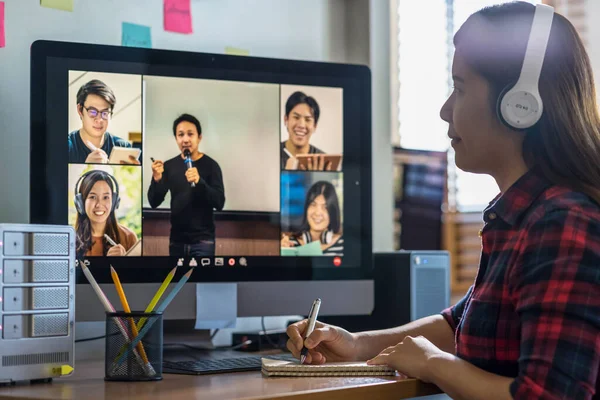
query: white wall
[
  {"left": 0, "top": 0, "right": 353, "bottom": 224},
  {"left": 0, "top": 0, "right": 395, "bottom": 346},
  {"left": 280, "top": 84, "right": 343, "bottom": 154},
  {"left": 369, "top": 0, "right": 395, "bottom": 252},
  {"left": 68, "top": 71, "right": 142, "bottom": 142},
  {"left": 585, "top": 0, "right": 600, "bottom": 106},
  {"left": 142, "top": 76, "right": 280, "bottom": 212}
]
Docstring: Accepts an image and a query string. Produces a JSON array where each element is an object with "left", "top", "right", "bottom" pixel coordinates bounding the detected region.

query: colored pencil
[
  {"left": 114, "top": 266, "right": 177, "bottom": 359},
  {"left": 138, "top": 266, "right": 177, "bottom": 329},
  {"left": 110, "top": 266, "right": 151, "bottom": 366},
  {"left": 113, "top": 268, "right": 193, "bottom": 368},
  {"left": 80, "top": 262, "right": 152, "bottom": 375}
]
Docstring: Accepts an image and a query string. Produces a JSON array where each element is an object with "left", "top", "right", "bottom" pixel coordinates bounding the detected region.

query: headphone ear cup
[
  {"left": 109, "top": 175, "right": 120, "bottom": 212},
  {"left": 321, "top": 230, "right": 333, "bottom": 244},
  {"left": 302, "top": 231, "right": 310, "bottom": 245},
  {"left": 496, "top": 82, "right": 515, "bottom": 129},
  {"left": 74, "top": 193, "right": 85, "bottom": 215}
]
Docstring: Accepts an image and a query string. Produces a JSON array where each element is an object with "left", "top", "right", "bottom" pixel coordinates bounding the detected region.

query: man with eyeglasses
[{"left": 68, "top": 79, "right": 138, "bottom": 164}]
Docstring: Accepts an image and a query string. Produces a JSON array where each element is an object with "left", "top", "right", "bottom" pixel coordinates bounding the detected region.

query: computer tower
[
  {"left": 319, "top": 251, "right": 450, "bottom": 332},
  {"left": 0, "top": 224, "right": 76, "bottom": 384}
]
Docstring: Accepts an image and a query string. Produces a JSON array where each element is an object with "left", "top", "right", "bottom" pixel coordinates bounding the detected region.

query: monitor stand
[{"left": 163, "top": 319, "right": 215, "bottom": 351}]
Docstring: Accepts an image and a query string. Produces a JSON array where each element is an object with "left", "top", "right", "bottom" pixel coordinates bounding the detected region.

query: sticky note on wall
[
  {"left": 225, "top": 47, "right": 250, "bottom": 56},
  {"left": 164, "top": 0, "right": 192, "bottom": 34},
  {"left": 0, "top": 1, "right": 5, "bottom": 48},
  {"left": 40, "top": 0, "right": 74, "bottom": 12},
  {"left": 122, "top": 22, "right": 152, "bottom": 48}
]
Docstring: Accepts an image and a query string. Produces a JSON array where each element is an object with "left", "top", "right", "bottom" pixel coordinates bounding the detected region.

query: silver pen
[
  {"left": 300, "top": 298, "right": 322, "bottom": 364},
  {"left": 104, "top": 234, "right": 118, "bottom": 247}
]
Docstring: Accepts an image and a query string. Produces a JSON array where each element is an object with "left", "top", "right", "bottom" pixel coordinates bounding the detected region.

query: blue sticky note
[
  {"left": 122, "top": 22, "right": 151, "bottom": 48},
  {"left": 195, "top": 283, "right": 237, "bottom": 329}
]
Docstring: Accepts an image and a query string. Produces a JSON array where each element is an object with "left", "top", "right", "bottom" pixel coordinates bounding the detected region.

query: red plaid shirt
[{"left": 442, "top": 169, "right": 600, "bottom": 399}]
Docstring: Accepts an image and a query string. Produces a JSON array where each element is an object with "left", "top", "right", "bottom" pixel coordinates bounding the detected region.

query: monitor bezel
[{"left": 30, "top": 40, "right": 372, "bottom": 284}]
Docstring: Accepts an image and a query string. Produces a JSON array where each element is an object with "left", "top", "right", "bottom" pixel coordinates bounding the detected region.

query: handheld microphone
[{"left": 183, "top": 149, "right": 196, "bottom": 188}]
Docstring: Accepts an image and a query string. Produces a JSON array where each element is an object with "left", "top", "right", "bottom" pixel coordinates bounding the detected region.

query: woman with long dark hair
[
  {"left": 75, "top": 169, "right": 137, "bottom": 258},
  {"left": 281, "top": 181, "right": 343, "bottom": 255},
  {"left": 285, "top": 3, "right": 600, "bottom": 399}
]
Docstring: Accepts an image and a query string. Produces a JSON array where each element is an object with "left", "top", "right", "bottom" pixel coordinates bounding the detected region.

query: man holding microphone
[{"left": 148, "top": 114, "right": 225, "bottom": 257}]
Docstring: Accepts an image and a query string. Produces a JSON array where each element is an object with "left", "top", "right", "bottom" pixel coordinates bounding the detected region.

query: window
[{"left": 396, "top": 0, "right": 540, "bottom": 211}]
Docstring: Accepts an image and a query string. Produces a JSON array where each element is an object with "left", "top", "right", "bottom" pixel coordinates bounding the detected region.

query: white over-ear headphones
[
  {"left": 301, "top": 230, "right": 333, "bottom": 245},
  {"left": 497, "top": 3, "right": 554, "bottom": 130}
]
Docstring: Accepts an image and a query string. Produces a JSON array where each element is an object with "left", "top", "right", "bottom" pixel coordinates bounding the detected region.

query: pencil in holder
[{"left": 104, "top": 311, "right": 163, "bottom": 381}]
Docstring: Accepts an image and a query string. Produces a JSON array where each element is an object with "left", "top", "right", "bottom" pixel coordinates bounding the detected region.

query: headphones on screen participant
[
  {"left": 496, "top": 4, "right": 554, "bottom": 130},
  {"left": 74, "top": 170, "right": 121, "bottom": 216},
  {"left": 301, "top": 230, "right": 334, "bottom": 245}
]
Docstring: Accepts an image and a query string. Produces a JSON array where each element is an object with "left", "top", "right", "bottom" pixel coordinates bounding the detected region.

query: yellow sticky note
[
  {"left": 51, "top": 365, "right": 74, "bottom": 376},
  {"left": 61, "top": 365, "right": 74, "bottom": 375},
  {"left": 225, "top": 46, "right": 249, "bottom": 56},
  {"left": 40, "top": 0, "right": 74, "bottom": 12}
]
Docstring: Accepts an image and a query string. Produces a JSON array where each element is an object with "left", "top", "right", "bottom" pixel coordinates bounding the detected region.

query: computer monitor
[{"left": 30, "top": 40, "right": 373, "bottom": 323}]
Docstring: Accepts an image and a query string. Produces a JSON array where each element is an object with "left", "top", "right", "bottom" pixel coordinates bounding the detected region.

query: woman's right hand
[
  {"left": 286, "top": 320, "right": 359, "bottom": 364},
  {"left": 151, "top": 160, "right": 164, "bottom": 182},
  {"left": 107, "top": 244, "right": 126, "bottom": 256},
  {"left": 281, "top": 234, "right": 294, "bottom": 248}
]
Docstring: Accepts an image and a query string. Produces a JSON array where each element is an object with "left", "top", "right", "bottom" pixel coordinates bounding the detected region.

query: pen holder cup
[{"left": 104, "top": 311, "right": 163, "bottom": 382}]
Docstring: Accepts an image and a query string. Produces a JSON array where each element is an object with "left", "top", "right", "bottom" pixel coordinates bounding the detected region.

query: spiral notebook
[{"left": 261, "top": 358, "right": 396, "bottom": 377}]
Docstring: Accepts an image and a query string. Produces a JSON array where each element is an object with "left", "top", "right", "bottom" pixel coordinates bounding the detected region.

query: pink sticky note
[
  {"left": 164, "top": 0, "right": 192, "bottom": 34},
  {"left": 0, "top": 1, "right": 5, "bottom": 48}
]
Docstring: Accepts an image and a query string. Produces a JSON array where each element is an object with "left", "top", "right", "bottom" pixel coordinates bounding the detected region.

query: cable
[
  {"left": 74, "top": 331, "right": 120, "bottom": 343},
  {"left": 75, "top": 335, "right": 106, "bottom": 343},
  {"left": 261, "top": 316, "right": 281, "bottom": 350},
  {"left": 210, "top": 329, "right": 219, "bottom": 340}
]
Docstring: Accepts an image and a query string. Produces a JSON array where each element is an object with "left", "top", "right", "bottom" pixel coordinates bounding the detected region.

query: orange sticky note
[{"left": 164, "top": 0, "right": 192, "bottom": 34}]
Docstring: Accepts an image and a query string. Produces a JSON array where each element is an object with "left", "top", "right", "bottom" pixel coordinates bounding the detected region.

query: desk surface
[{"left": 1, "top": 359, "right": 441, "bottom": 400}]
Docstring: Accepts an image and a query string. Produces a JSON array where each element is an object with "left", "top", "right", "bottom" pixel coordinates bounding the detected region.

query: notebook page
[{"left": 261, "top": 358, "right": 396, "bottom": 377}]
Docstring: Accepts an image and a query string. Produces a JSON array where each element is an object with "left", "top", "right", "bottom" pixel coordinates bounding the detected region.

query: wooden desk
[{"left": 1, "top": 359, "right": 441, "bottom": 400}]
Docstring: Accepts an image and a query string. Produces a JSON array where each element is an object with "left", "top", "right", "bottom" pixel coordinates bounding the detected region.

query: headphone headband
[
  {"left": 498, "top": 4, "right": 554, "bottom": 130},
  {"left": 73, "top": 169, "right": 120, "bottom": 215}
]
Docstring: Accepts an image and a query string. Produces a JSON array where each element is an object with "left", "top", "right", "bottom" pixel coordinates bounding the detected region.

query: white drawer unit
[{"left": 0, "top": 224, "right": 75, "bottom": 384}]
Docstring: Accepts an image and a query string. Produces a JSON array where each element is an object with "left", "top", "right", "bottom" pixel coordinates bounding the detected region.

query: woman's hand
[
  {"left": 286, "top": 320, "right": 360, "bottom": 364},
  {"left": 107, "top": 244, "right": 126, "bottom": 256},
  {"left": 321, "top": 234, "right": 342, "bottom": 251},
  {"left": 367, "top": 335, "right": 444, "bottom": 383},
  {"left": 281, "top": 234, "right": 294, "bottom": 248}
]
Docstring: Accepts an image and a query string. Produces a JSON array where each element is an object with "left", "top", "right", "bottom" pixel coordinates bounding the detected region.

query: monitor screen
[{"left": 30, "top": 41, "right": 372, "bottom": 284}]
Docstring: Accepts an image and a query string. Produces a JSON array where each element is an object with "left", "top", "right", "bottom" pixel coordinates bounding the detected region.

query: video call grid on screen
[
  {"left": 36, "top": 53, "right": 370, "bottom": 280},
  {"left": 67, "top": 70, "right": 348, "bottom": 259}
]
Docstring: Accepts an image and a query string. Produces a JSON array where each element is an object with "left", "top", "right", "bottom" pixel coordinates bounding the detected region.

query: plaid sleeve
[
  {"left": 509, "top": 209, "right": 600, "bottom": 400},
  {"left": 441, "top": 285, "right": 473, "bottom": 331}
]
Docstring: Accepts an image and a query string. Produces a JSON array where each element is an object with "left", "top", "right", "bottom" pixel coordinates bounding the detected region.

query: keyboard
[{"left": 163, "top": 353, "right": 297, "bottom": 375}]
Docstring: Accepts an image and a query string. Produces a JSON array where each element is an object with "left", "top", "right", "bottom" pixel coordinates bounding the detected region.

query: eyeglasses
[{"left": 82, "top": 106, "right": 112, "bottom": 121}]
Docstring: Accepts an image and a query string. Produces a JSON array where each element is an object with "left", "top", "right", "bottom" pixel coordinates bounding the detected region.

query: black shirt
[
  {"left": 148, "top": 154, "right": 225, "bottom": 243},
  {"left": 68, "top": 130, "right": 131, "bottom": 163},
  {"left": 280, "top": 141, "right": 324, "bottom": 169}
]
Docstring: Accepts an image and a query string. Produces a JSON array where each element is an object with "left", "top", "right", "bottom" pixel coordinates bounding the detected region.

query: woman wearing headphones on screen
[
  {"left": 281, "top": 181, "right": 343, "bottom": 256},
  {"left": 74, "top": 170, "right": 138, "bottom": 258},
  {"left": 286, "top": 3, "right": 600, "bottom": 399}
]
